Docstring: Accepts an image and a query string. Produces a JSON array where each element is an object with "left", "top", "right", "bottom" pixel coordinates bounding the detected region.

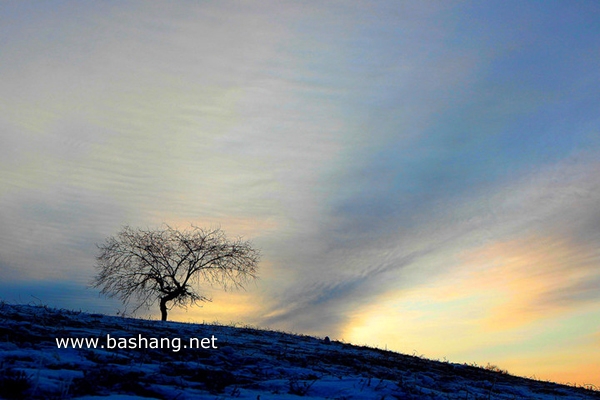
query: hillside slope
[{"left": 0, "top": 303, "right": 598, "bottom": 399}]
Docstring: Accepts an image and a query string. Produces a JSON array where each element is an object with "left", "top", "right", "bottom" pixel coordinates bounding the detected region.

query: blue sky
[{"left": 1, "top": 0, "right": 600, "bottom": 385}]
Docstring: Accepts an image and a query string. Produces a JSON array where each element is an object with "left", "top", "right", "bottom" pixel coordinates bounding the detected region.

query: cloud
[
  {"left": 458, "top": 235, "right": 600, "bottom": 330},
  {"left": 335, "top": 151, "right": 600, "bottom": 344},
  {"left": 338, "top": 224, "right": 600, "bottom": 384},
  {"left": 260, "top": 148, "right": 600, "bottom": 336},
  {"left": 0, "top": 185, "right": 127, "bottom": 281}
]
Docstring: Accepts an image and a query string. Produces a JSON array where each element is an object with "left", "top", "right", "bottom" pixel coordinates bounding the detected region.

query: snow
[{"left": 0, "top": 303, "right": 598, "bottom": 399}]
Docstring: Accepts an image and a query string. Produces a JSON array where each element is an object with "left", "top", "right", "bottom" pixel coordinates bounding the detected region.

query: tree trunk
[
  {"left": 159, "top": 291, "right": 181, "bottom": 321},
  {"left": 159, "top": 297, "right": 169, "bottom": 321}
]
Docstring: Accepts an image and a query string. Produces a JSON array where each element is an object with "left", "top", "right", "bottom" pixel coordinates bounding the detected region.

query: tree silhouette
[{"left": 92, "top": 225, "right": 260, "bottom": 321}]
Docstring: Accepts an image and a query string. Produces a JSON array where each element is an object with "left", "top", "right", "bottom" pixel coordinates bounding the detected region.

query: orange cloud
[
  {"left": 458, "top": 235, "right": 600, "bottom": 330},
  {"left": 340, "top": 233, "right": 600, "bottom": 385}
]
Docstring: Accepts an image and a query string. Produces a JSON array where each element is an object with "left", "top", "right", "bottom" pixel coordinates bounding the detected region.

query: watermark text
[{"left": 56, "top": 334, "right": 218, "bottom": 352}]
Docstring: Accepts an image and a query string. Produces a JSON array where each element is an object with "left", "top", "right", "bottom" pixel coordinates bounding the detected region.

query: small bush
[
  {"left": 288, "top": 377, "right": 318, "bottom": 396},
  {"left": 484, "top": 363, "right": 509, "bottom": 375}
]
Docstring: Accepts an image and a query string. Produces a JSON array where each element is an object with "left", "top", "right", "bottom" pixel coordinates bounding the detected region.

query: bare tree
[{"left": 92, "top": 225, "right": 260, "bottom": 321}]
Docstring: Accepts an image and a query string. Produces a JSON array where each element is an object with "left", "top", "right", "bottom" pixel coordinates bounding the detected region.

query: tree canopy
[{"left": 92, "top": 225, "right": 260, "bottom": 321}]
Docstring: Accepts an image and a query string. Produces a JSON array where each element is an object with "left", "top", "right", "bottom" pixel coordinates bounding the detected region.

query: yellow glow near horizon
[
  {"left": 342, "top": 234, "right": 600, "bottom": 386},
  {"left": 168, "top": 290, "right": 262, "bottom": 326}
]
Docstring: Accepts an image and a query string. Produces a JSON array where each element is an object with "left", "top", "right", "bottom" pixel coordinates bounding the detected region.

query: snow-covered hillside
[{"left": 0, "top": 303, "right": 598, "bottom": 399}]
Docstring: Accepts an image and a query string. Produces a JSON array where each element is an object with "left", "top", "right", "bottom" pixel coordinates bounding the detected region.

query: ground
[{"left": 0, "top": 303, "right": 598, "bottom": 399}]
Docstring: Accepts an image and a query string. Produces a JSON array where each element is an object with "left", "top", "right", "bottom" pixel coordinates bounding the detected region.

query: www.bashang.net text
[{"left": 56, "top": 334, "right": 218, "bottom": 352}]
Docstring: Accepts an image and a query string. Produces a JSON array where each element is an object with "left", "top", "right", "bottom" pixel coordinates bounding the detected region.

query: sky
[{"left": 1, "top": 0, "right": 600, "bottom": 387}]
